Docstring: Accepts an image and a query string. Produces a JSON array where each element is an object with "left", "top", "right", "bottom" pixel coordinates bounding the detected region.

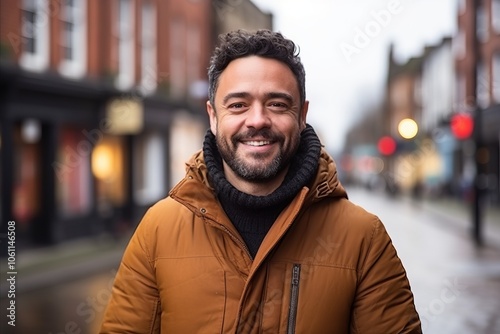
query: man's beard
[{"left": 216, "top": 128, "right": 300, "bottom": 183}]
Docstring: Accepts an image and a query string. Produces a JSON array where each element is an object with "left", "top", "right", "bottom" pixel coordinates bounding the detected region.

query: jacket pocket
[{"left": 287, "top": 264, "right": 301, "bottom": 334}]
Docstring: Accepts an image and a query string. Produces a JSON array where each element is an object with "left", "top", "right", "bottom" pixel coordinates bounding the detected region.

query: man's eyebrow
[
  {"left": 265, "top": 92, "right": 294, "bottom": 104},
  {"left": 222, "top": 92, "right": 251, "bottom": 105},
  {"left": 222, "top": 92, "right": 295, "bottom": 105}
]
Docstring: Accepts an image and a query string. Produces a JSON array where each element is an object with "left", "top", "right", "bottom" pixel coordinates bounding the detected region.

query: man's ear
[
  {"left": 300, "top": 100, "right": 309, "bottom": 130},
  {"left": 206, "top": 100, "right": 217, "bottom": 135}
]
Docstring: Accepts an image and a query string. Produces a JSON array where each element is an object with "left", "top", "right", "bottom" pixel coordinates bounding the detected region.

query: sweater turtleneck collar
[{"left": 203, "top": 124, "right": 322, "bottom": 210}]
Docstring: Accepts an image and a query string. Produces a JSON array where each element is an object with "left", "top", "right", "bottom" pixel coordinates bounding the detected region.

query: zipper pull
[{"left": 288, "top": 264, "right": 301, "bottom": 334}]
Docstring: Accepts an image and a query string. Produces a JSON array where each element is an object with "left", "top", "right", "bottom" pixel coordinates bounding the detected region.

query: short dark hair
[{"left": 207, "top": 29, "right": 306, "bottom": 107}]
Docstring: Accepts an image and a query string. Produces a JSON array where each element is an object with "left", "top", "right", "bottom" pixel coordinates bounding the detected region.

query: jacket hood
[
  {"left": 179, "top": 147, "right": 347, "bottom": 206},
  {"left": 307, "top": 148, "right": 348, "bottom": 202}
]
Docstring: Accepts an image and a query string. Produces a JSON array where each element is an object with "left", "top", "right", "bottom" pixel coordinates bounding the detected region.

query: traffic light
[
  {"left": 377, "top": 136, "right": 396, "bottom": 156},
  {"left": 450, "top": 113, "right": 474, "bottom": 140}
]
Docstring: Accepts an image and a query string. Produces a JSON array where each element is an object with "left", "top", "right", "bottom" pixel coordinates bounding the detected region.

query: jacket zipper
[
  {"left": 218, "top": 224, "right": 253, "bottom": 260},
  {"left": 287, "top": 264, "right": 301, "bottom": 334}
]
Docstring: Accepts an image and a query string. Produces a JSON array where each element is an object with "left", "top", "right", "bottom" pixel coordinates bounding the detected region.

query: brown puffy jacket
[{"left": 100, "top": 149, "right": 422, "bottom": 333}]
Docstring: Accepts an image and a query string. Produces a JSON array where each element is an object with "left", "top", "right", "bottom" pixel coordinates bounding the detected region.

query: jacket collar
[{"left": 170, "top": 147, "right": 347, "bottom": 216}]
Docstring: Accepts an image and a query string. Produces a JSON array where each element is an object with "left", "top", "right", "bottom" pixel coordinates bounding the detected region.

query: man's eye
[
  {"left": 229, "top": 103, "right": 244, "bottom": 109},
  {"left": 268, "top": 102, "right": 288, "bottom": 110}
]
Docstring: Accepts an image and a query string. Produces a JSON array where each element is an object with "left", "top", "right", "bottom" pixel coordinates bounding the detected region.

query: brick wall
[{"left": 0, "top": 0, "right": 22, "bottom": 60}]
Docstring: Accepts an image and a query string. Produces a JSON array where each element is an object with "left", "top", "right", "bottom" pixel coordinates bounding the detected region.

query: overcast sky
[{"left": 250, "top": 0, "right": 458, "bottom": 153}]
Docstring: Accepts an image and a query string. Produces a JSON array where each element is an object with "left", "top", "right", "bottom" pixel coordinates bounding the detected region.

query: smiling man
[
  {"left": 100, "top": 29, "right": 422, "bottom": 333},
  {"left": 207, "top": 55, "right": 306, "bottom": 195}
]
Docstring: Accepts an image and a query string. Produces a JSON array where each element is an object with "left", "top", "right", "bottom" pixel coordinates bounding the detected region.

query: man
[{"left": 100, "top": 29, "right": 421, "bottom": 333}]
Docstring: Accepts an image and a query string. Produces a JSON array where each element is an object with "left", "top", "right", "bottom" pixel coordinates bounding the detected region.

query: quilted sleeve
[
  {"left": 99, "top": 207, "right": 162, "bottom": 334},
  {"left": 351, "top": 218, "right": 422, "bottom": 334}
]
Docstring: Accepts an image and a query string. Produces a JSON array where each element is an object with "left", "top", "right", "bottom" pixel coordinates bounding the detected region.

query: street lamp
[
  {"left": 398, "top": 118, "right": 418, "bottom": 139},
  {"left": 91, "top": 144, "right": 114, "bottom": 180}
]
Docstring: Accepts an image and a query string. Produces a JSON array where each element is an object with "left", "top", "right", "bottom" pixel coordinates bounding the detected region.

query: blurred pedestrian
[{"left": 100, "top": 29, "right": 421, "bottom": 333}]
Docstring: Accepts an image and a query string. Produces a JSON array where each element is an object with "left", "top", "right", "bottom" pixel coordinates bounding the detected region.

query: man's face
[{"left": 207, "top": 56, "right": 308, "bottom": 185}]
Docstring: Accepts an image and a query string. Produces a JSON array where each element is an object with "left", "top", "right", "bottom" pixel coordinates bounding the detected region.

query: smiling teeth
[{"left": 247, "top": 141, "right": 271, "bottom": 146}]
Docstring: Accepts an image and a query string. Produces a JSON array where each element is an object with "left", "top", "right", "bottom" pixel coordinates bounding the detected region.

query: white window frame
[
  {"left": 493, "top": 52, "right": 500, "bottom": 103},
  {"left": 476, "top": 4, "right": 489, "bottom": 42},
  {"left": 455, "top": 74, "right": 467, "bottom": 112},
  {"left": 169, "top": 113, "right": 205, "bottom": 186},
  {"left": 477, "top": 61, "right": 490, "bottom": 108},
  {"left": 187, "top": 25, "right": 200, "bottom": 84},
  {"left": 139, "top": 1, "right": 157, "bottom": 95},
  {"left": 453, "top": 28, "right": 466, "bottom": 60},
  {"left": 493, "top": 0, "right": 500, "bottom": 33},
  {"left": 59, "top": 0, "right": 87, "bottom": 79},
  {"left": 457, "top": 0, "right": 466, "bottom": 14},
  {"left": 20, "top": 0, "right": 49, "bottom": 72},
  {"left": 134, "top": 132, "right": 166, "bottom": 205},
  {"left": 187, "top": 24, "right": 206, "bottom": 99},
  {"left": 170, "top": 19, "right": 186, "bottom": 98},
  {"left": 115, "top": 0, "right": 135, "bottom": 90}
]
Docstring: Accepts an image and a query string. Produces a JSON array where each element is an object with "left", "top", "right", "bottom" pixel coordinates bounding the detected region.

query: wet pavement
[
  {"left": 2, "top": 270, "right": 115, "bottom": 334},
  {"left": 347, "top": 187, "right": 500, "bottom": 334},
  {"left": 1, "top": 186, "right": 500, "bottom": 333}
]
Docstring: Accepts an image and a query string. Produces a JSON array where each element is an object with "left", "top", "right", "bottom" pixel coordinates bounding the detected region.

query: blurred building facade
[
  {"left": 455, "top": 0, "right": 500, "bottom": 203},
  {"left": 385, "top": 46, "right": 424, "bottom": 193},
  {"left": 212, "top": 0, "right": 272, "bottom": 39},
  {"left": 341, "top": 0, "right": 500, "bottom": 205},
  {"left": 0, "top": 0, "right": 272, "bottom": 250}
]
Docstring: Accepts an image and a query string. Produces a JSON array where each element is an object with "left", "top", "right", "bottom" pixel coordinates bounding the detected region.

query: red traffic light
[
  {"left": 378, "top": 136, "right": 396, "bottom": 156},
  {"left": 450, "top": 113, "right": 474, "bottom": 140}
]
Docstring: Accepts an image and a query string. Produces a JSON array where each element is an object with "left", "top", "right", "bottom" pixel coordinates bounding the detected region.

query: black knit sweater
[{"left": 203, "top": 124, "right": 322, "bottom": 258}]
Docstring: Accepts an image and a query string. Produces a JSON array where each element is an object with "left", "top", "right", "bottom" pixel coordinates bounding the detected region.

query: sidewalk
[
  {"left": 411, "top": 194, "right": 500, "bottom": 247},
  {"left": 2, "top": 193, "right": 499, "bottom": 295},
  {"left": 0, "top": 232, "right": 131, "bottom": 295}
]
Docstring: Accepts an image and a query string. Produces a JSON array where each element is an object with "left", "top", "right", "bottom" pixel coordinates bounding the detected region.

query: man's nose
[{"left": 245, "top": 104, "right": 271, "bottom": 129}]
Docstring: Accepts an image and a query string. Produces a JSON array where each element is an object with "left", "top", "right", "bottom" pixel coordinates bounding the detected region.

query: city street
[
  {"left": 347, "top": 187, "right": 500, "bottom": 334},
  {"left": 1, "top": 187, "right": 500, "bottom": 333}
]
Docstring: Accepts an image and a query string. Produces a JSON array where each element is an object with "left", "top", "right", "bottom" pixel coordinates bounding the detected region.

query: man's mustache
[{"left": 233, "top": 129, "right": 283, "bottom": 142}]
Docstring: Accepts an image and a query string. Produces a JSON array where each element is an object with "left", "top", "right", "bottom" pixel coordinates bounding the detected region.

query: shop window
[
  {"left": 115, "top": 0, "right": 135, "bottom": 90},
  {"left": 134, "top": 132, "right": 166, "bottom": 205},
  {"left": 59, "top": 0, "right": 87, "bottom": 78},
  {"left": 20, "top": 0, "right": 49, "bottom": 72},
  {"left": 91, "top": 136, "right": 127, "bottom": 209},
  {"left": 56, "top": 127, "right": 92, "bottom": 217},
  {"left": 12, "top": 121, "right": 42, "bottom": 227}
]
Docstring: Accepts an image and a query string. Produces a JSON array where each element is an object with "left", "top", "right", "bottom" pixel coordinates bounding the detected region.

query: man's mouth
[{"left": 245, "top": 140, "right": 272, "bottom": 147}]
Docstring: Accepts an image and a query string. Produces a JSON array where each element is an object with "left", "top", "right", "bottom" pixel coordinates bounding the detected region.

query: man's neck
[{"left": 223, "top": 163, "right": 289, "bottom": 196}]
